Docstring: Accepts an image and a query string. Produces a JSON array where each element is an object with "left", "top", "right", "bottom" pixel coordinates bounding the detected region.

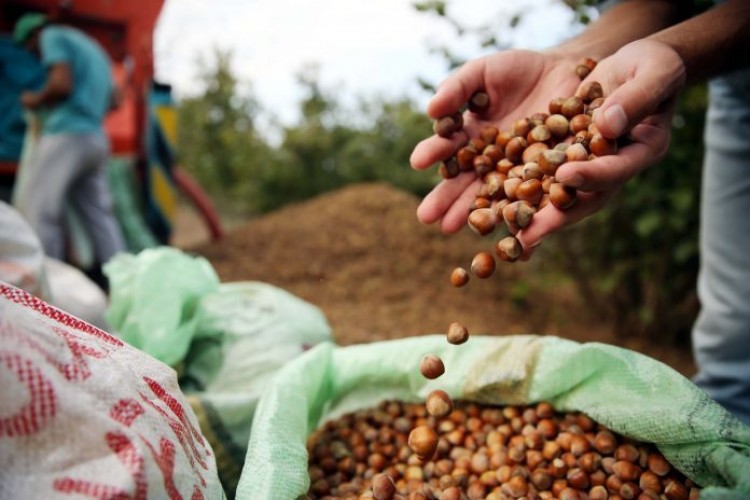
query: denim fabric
[{"left": 692, "top": 68, "right": 750, "bottom": 425}]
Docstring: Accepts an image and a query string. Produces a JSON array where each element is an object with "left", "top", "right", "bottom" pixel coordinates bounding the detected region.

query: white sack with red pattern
[{"left": 0, "top": 281, "right": 225, "bottom": 499}]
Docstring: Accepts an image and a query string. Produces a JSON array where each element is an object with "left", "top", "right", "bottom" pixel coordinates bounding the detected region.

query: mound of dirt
[{"left": 192, "top": 182, "right": 695, "bottom": 375}]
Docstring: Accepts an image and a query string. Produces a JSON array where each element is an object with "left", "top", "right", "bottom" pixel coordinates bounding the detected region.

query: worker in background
[
  {"left": 12, "top": 13, "right": 126, "bottom": 289},
  {"left": 410, "top": 0, "right": 750, "bottom": 424}
]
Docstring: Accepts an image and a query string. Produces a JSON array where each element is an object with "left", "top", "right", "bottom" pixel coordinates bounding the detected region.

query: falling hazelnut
[
  {"left": 420, "top": 354, "right": 445, "bottom": 379},
  {"left": 450, "top": 267, "right": 469, "bottom": 288},
  {"left": 471, "top": 251, "right": 496, "bottom": 279},
  {"left": 447, "top": 322, "right": 469, "bottom": 345}
]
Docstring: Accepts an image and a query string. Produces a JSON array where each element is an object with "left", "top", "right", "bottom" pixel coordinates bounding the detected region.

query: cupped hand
[
  {"left": 516, "top": 39, "right": 687, "bottom": 256},
  {"left": 410, "top": 49, "right": 584, "bottom": 234}
]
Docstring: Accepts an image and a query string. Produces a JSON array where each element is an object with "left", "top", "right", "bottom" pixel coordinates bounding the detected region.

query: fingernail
[{"left": 603, "top": 104, "right": 628, "bottom": 136}]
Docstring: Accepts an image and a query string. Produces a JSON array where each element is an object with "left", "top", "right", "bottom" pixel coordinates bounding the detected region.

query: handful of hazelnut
[{"left": 434, "top": 59, "right": 617, "bottom": 284}]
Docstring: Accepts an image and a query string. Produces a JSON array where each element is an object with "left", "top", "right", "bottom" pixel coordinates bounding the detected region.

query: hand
[
  {"left": 20, "top": 91, "right": 41, "bottom": 110},
  {"left": 517, "top": 39, "right": 686, "bottom": 256},
  {"left": 410, "top": 49, "right": 584, "bottom": 234}
]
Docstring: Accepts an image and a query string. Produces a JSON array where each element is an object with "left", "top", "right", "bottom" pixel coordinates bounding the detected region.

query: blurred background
[{"left": 0, "top": 0, "right": 705, "bottom": 374}]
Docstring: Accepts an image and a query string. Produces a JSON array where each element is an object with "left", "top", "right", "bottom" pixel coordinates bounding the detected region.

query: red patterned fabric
[{"left": 0, "top": 282, "right": 224, "bottom": 499}]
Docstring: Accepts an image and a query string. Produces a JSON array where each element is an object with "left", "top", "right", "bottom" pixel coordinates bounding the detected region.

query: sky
[{"left": 153, "top": 0, "right": 587, "bottom": 127}]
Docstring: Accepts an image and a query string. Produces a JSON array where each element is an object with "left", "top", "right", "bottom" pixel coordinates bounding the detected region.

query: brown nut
[
  {"left": 527, "top": 124, "right": 552, "bottom": 144},
  {"left": 438, "top": 157, "right": 460, "bottom": 179},
  {"left": 569, "top": 113, "right": 592, "bottom": 134},
  {"left": 450, "top": 267, "right": 469, "bottom": 288},
  {"left": 467, "top": 207, "right": 497, "bottom": 236},
  {"left": 479, "top": 125, "right": 500, "bottom": 145},
  {"left": 549, "top": 96, "right": 566, "bottom": 115},
  {"left": 495, "top": 236, "right": 523, "bottom": 263},
  {"left": 468, "top": 91, "right": 490, "bottom": 114},
  {"left": 408, "top": 425, "right": 438, "bottom": 459},
  {"left": 565, "top": 142, "right": 589, "bottom": 162},
  {"left": 539, "top": 149, "right": 567, "bottom": 176},
  {"left": 473, "top": 154, "right": 495, "bottom": 177},
  {"left": 502, "top": 200, "right": 534, "bottom": 233},
  {"left": 471, "top": 251, "right": 496, "bottom": 279},
  {"left": 549, "top": 183, "right": 578, "bottom": 210},
  {"left": 578, "top": 81, "right": 604, "bottom": 103},
  {"left": 522, "top": 162, "right": 544, "bottom": 181},
  {"left": 589, "top": 133, "right": 618, "bottom": 156},
  {"left": 647, "top": 452, "right": 671, "bottom": 476},
  {"left": 516, "top": 179, "right": 544, "bottom": 206},
  {"left": 575, "top": 57, "right": 597, "bottom": 79},
  {"left": 447, "top": 322, "right": 469, "bottom": 345},
  {"left": 505, "top": 136, "right": 528, "bottom": 164},
  {"left": 545, "top": 113, "right": 570, "bottom": 138},
  {"left": 521, "top": 141, "right": 549, "bottom": 164},
  {"left": 372, "top": 472, "right": 396, "bottom": 500},
  {"left": 433, "top": 112, "right": 463, "bottom": 138},
  {"left": 425, "top": 390, "right": 454, "bottom": 418},
  {"left": 420, "top": 355, "right": 445, "bottom": 379},
  {"left": 456, "top": 146, "right": 479, "bottom": 171},
  {"left": 561, "top": 96, "right": 585, "bottom": 118}
]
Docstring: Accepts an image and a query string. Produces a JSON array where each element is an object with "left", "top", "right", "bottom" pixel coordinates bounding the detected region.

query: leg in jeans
[
  {"left": 692, "top": 68, "right": 750, "bottom": 425},
  {"left": 67, "top": 134, "right": 126, "bottom": 265}
]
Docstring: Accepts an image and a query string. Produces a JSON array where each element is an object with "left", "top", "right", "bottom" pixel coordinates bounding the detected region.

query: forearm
[
  {"left": 649, "top": 0, "right": 750, "bottom": 83},
  {"left": 551, "top": 0, "right": 682, "bottom": 61}
]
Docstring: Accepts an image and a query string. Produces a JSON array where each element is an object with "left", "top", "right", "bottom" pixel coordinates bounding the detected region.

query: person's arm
[
  {"left": 518, "top": 0, "right": 750, "bottom": 253},
  {"left": 648, "top": 0, "right": 750, "bottom": 83},
  {"left": 20, "top": 63, "right": 73, "bottom": 110},
  {"left": 549, "top": 0, "right": 684, "bottom": 61}
]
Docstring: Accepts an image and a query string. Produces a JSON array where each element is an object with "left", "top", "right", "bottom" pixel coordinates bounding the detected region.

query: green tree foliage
[
  {"left": 178, "top": 56, "right": 436, "bottom": 215},
  {"left": 177, "top": 50, "right": 275, "bottom": 214}
]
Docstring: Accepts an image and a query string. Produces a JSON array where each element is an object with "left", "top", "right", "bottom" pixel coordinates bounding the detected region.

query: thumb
[{"left": 592, "top": 42, "right": 685, "bottom": 139}]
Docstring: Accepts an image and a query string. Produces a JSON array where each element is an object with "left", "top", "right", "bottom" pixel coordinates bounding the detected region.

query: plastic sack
[
  {"left": 104, "top": 247, "right": 334, "bottom": 495},
  {"left": 238, "top": 335, "right": 750, "bottom": 499},
  {"left": 0, "top": 200, "right": 48, "bottom": 298},
  {"left": 104, "top": 247, "right": 220, "bottom": 367},
  {"left": 0, "top": 281, "right": 225, "bottom": 499},
  {"left": 183, "top": 282, "right": 333, "bottom": 495}
]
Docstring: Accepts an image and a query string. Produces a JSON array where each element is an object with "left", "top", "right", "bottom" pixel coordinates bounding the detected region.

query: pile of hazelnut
[{"left": 303, "top": 400, "right": 699, "bottom": 499}]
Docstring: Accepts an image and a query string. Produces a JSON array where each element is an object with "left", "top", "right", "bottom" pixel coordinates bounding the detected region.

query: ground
[{"left": 173, "top": 182, "right": 696, "bottom": 377}]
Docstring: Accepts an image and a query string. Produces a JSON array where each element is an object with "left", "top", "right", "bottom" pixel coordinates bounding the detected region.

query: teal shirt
[{"left": 39, "top": 26, "right": 113, "bottom": 136}]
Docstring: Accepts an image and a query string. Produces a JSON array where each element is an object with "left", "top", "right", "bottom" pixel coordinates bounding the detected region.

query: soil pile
[{"left": 193, "top": 182, "right": 695, "bottom": 375}]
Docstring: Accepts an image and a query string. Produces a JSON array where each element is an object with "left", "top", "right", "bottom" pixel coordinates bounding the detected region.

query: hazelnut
[
  {"left": 433, "top": 112, "right": 463, "bottom": 138},
  {"left": 647, "top": 452, "right": 671, "bottom": 476},
  {"left": 473, "top": 154, "right": 494, "bottom": 177},
  {"left": 578, "top": 81, "right": 604, "bottom": 103},
  {"left": 589, "top": 133, "right": 618, "bottom": 156},
  {"left": 549, "top": 96, "right": 566, "bottom": 115},
  {"left": 505, "top": 136, "right": 527, "bottom": 164},
  {"left": 545, "top": 113, "right": 570, "bottom": 138},
  {"left": 479, "top": 125, "right": 500, "bottom": 145},
  {"left": 594, "top": 430, "right": 617, "bottom": 454},
  {"left": 419, "top": 355, "right": 445, "bottom": 379},
  {"left": 372, "top": 473, "right": 396, "bottom": 500},
  {"left": 516, "top": 179, "right": 544, "bottom": 205},
  {"left": 565, "top": 142, "right": 589, "bottom": 162},
  {"left": 522, "top": 162, "right": 544, "bottom": 181},
  {"left": 467, "top": 207, "right": 497, "bottom": 236},
  {"left": 549, "top": 183, "right": 577, "bottom": 210},
  {"left": 426, "top": 390, "right": 454, "bottom": 418},
  {"left": 438, "top": 157, "right": 460, "bottom": 179},
  {"left": 471, "top": 251, "right": 496, "bottom": 279},
  {"left": 408, "top": 425, "right": 438, "bottom": 460},
  {"left": 539, "top": 149, "right": 567, "bottom": 176},
  {"left": 522, "top": 141, "right": 549, "bottom": 164},
  {"left": 528, "top": 124, "right": 552, "bottom": 144},
  {"left": 447, "top": 322, "right": 469, "bottom": 345},
  {"left": 569, "top": 113, "right": 592, "bottom": 134},
  {"left": 450, "top": 267, "right": 469, "bottom": 288},
  {"left": 503, "top": 178, "right": 522, "bottom": 201},
  {"left": 468, "top": 91, "right": 490, "bottom": 114},
  {"left": 561, "top": 96, "right": 585, "bottom": 118},
  {"left": 456, "top": 146, "right": 479, "bottom": 171},
  {"left": 495, "top": 236, "right": 523, "bottom": 263}
]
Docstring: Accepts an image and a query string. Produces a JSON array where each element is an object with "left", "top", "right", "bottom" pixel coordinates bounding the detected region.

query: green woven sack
[{"left": 237, "top": 334, "right": 750, "bottom": 499}]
